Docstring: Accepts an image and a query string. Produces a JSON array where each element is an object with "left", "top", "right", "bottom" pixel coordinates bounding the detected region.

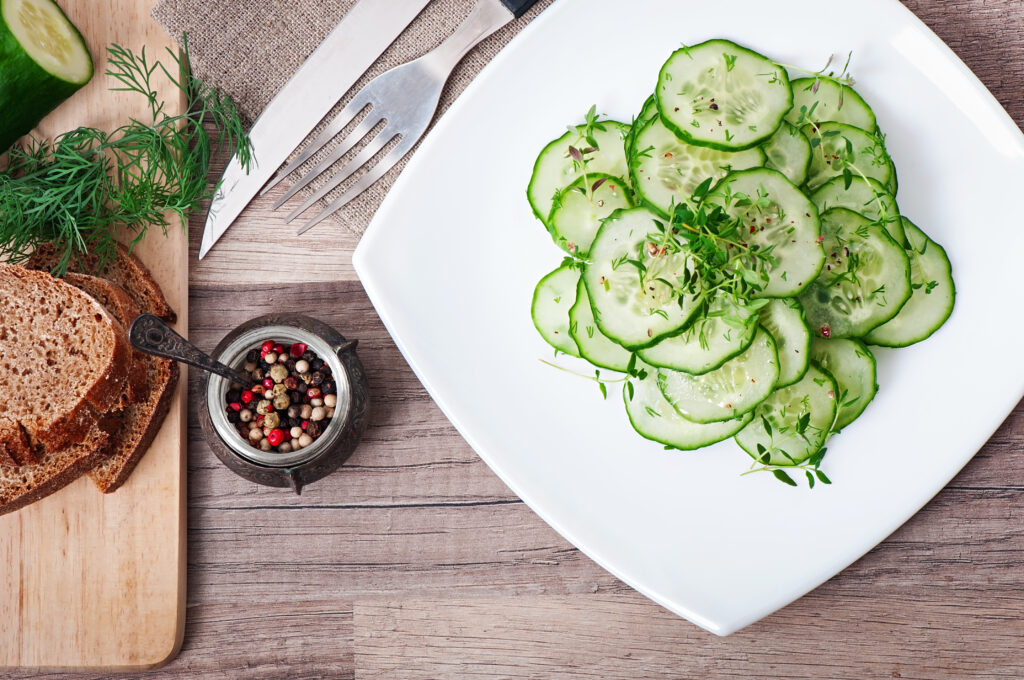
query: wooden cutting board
[{"left": 0, "top": 0, "right": 187, "bottom": 670}]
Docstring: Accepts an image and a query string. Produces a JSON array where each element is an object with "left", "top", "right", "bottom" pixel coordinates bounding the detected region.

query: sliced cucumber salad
[{"left": 527, "top": 39, "right": 955, "bottom": 488}]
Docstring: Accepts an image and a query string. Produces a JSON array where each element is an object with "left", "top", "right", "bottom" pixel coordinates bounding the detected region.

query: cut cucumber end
[{"left": 2, "top": 0, "right": 91, "bottom": 84}]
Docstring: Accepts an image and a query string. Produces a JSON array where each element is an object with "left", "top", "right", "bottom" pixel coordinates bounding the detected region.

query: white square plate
[{"left": 353, "top": 0, "right": 1024, "bottom": 634}]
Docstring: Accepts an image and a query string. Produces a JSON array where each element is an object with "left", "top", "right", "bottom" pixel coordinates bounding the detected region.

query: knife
[{"left": 199, "top": 0, "right": 433, "bottom": 259}]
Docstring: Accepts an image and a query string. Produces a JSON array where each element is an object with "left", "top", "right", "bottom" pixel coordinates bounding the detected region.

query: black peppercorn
[
  {"left": 310, "top": 371, "right": 324, "bottom": 386},
  {"left": 286, "top": 359, "right": 296, "bottom": 371},
  {"left": 246, "top": 349, "right": 261, "bottom": 363},
  {"left": 226, "top": 409, "right": 241, "bottom": 424},
  {"left": 297, "top": 382, "right": 308, "bottom": 395},
  {"left": 301, "top": 350, "right": 314, "bottom": 362},
  {"left": 226, "top": 389, "right": 242, "bottom": 403},
  {"left": 322, "top": 381, "right": 335, "bottom": 395},
  {"left": 306, "top": 421, "right": 324, "bottom": 438},
  {"left": 311, "top": 358, "right": 324, "bottom": 371}
]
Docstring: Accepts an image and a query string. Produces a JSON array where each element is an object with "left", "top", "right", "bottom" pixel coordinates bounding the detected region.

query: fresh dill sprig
[{"left": 0, "top": 35, "right": 251, "bottom": 275}]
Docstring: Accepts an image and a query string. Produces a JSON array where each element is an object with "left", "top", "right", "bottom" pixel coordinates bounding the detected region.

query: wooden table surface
[{"left": 15, "top": 1, "right": 1024, "bottom": 678}]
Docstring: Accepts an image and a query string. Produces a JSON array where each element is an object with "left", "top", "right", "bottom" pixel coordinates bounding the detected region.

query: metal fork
[{"left": 263, "top": 0, "right": 538, "bottom": 235}]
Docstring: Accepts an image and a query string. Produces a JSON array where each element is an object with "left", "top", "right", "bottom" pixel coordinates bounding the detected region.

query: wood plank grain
[
  {"left": 353, "top": 590, "right": 1024, "bottom": 680},
  {"left": 0, "top": 0, "right": 187, "bottom": 670}
]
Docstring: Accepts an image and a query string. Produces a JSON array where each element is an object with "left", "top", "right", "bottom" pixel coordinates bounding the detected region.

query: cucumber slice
[
  {"left": 0, "top": 0, "right": 93, "bottom": 151},
  {"left": 810, "top": 338, "right": 877, "bottom": 429},
  {"left": 799, "top": 208, "right": 912, "bottom": 338},
  {"left": 657, "top": 327, "right": 779, "bottom": 423},
  {"left": 762, "top": 121, "right": 811, "bottom": 186},
  {"left": 863, "top": 219, "right": 955, "bottom": 347},
  {"left": 629, "top": 115, "right": 764, "bottom": 217},
  {"left": 569, "top": 279, "right": 632, "bottom": 372},
  {"left": 886, "top": 156, "right": 899, "bottom": 195},
  {"left": 785, "top": 77, "right": 876, "bottom": 131},
  {"left": 758, "top": 298, "right": 810, "bottom": 387},
  {"left": 625, "top": 360, "right": 752, "bottom": 450},
  {"left": 531, "top": 265, "right": 581, "bottom": 357},
  {"left": 638, "top": 295, "right": 758, "bottom": 375},
  {"left": 527, "top": 120, "right": 631, "bottom": 225},
  {"left": 656, "top": 39, "right": 792, "bottom": 151},
  {"left": 802, "top": 122, "right": 893, "bottom": 191},
  {"left": 735, "top": 362, "right": 838, "bottom": 465},
  {"left": 582, "top": 207, "right": 701, "bottom": 350},
  {"left": 810, "top": 175, "right": 905, "bottom": 246},
  {"left": 705, "top": 168, "right": 825, "bottom": 297},
  {"left": 628, "top": 95, "right": 659, "bottom": 157},
  {"left": 548, "top": 174, "right": 633, "bottom": 256}
]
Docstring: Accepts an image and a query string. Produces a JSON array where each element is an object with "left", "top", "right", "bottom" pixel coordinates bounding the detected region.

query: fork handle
[{"left": 501, "top": 0, "right": 540, "bottom": 18}]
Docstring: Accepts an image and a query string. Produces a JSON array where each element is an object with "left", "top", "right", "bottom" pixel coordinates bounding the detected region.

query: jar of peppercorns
[{"left": 199, "top": 314, "right": 370, "bottom": 493}]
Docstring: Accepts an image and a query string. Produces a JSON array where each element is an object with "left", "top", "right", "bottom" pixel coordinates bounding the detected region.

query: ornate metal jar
[{"left": 198, "top": 314, "right": 369, "bottom": 493}]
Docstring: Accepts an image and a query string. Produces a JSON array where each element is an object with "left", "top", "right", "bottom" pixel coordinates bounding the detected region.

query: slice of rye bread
[
  {"left": 64, "top": 273, "right": 148, "bottom": 406},
  {"left": 0, "top": 265, "right": 131, "bottom": 454},
  {"left": 89, "top": 355, "right": 178, "bottom": 493},
  {"left": 60, "top": 275, "right": 179, "bottom": 493},
  {"left": 26, "top": 242, "right": 176, "bottom": 323},
  {"left": 0, "top": 414, "right": 120, "bottom": 517}
]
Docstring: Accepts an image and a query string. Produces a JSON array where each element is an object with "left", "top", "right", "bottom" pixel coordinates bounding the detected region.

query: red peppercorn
[
  {"left": 267, "top": 429, "right": 286, "bottom": 447},
  {"left": 261, "top": 340, "right": 275, "bottom": 354},
  {"left": 255, "top": 415, "right": 265, "bottom": 427},
  {"left": 241, "top": 390, "right": 254, "bottom": 404},
  {"left": 301, "top": 420, "right": 309, "bottom": 430},
  {"left": 820, "top": 324, "right": 831, "bottom": 338},
  {"left": 307, "top": 387, "right": 322, "bottom": 399},
  {"left": 228, "top": 402, "right": 242, "bottom": 412},
  {"left": 250, "top": 384, "right": 265, "bottom": 396},
  {"left": 289, "top": 342, "right": 307, "bottom": 358},
  {"left": 273, "top": 343, "right": 285, "bottom": 354},
  {"left": 263, "top": 378, "right": 275, "bottom": 390}
]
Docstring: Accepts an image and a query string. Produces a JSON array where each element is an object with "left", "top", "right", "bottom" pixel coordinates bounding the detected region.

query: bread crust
[
  {"left": 25, "top": 243, "right": 176, "bottom": 322},
  {"left": 90, "top": 359, "right": 179, "bottom": 493},
  {"left": 0, "top": 413, "right": 119, "bottom": 517}
]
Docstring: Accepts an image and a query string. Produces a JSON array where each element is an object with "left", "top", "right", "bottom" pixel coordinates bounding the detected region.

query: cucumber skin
[{"left": 0, "top": 1, "right": 92, "bottom": 152}]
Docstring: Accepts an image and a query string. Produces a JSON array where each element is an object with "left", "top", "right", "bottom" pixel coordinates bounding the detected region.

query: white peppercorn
[{"left": 324, "top": 393, "right": 337, "bottom": 408}]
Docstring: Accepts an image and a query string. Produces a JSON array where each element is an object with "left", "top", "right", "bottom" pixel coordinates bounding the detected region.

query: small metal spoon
[{"left": 128, "top": 314, "right": 254, "bottom": 388}]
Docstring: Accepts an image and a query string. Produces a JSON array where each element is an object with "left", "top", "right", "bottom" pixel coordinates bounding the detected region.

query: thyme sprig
[{"left": 0, "top": 37, "right": 251, "bottom": 275}]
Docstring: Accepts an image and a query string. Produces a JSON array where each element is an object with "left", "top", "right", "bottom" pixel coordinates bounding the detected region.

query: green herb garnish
[{"left": 0, "top": 36, "right": 251, "bottom": 275}]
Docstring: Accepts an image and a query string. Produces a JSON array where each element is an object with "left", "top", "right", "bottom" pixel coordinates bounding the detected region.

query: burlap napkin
[{"left": 152, "top": 0, "right": 554, "bottom": 237}]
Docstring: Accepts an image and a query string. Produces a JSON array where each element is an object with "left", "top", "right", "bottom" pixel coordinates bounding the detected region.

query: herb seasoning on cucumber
[{"left": 528, "top": 39, "right": 955, "bottom": 488}]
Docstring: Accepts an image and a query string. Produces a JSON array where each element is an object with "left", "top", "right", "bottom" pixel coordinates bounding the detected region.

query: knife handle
[{"left": 501, "top": 0, "right": 539, "bottom": 19}]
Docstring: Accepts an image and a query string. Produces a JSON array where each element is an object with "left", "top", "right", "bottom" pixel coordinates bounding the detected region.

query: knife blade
[{"left": 199, "top": 0, "right": 433, "bottom": 259}]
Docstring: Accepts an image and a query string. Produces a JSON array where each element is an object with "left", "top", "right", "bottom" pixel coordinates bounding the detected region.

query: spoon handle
[{"left": 129, "top": 314, "right": 253, "bottom": 387}]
